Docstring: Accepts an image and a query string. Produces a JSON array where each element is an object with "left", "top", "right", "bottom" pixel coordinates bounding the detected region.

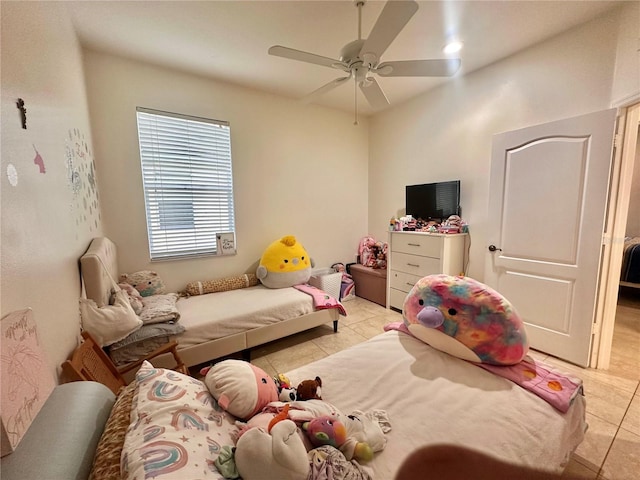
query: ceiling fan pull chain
[
  {"left": 354, "top": 80, "right": 359, "bottom": 125},
  {"left": 357, "top": 1, "right": 363, "bottom": 40}
]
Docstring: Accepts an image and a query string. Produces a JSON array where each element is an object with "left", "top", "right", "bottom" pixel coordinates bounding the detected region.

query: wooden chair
[{"left": 62, "top": 331, "right": 188, "bottom": 395}]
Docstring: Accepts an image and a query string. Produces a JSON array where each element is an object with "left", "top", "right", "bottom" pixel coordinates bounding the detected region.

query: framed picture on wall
[{"left": 216, "top": 232, "right": 236, "bottom": 256}]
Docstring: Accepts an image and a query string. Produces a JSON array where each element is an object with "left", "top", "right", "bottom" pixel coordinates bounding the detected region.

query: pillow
[
  {"left": 121, "top": 361, "right": 238, "bottom": 480},
  {"left": 184, "top": 273, "right": 259, "bottom": 296},
  {"left": 79, "top": 288, "right": 143, "bottom": 347},
  {"left": 119, "top": 270, "right": 166, "bottom": 297}
]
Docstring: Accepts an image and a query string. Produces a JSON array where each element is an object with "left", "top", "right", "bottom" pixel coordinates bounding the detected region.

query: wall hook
[{"left": 16, "top": 98, "right": 27, "bottom": 129}]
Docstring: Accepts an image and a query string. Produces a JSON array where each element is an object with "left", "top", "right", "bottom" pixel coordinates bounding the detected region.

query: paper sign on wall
[
  {"left": 1, "top": 308, "right": 55, "bottom": 457},
  {"left": 216, "top": 232, "right": 236, "bottom": 255}
]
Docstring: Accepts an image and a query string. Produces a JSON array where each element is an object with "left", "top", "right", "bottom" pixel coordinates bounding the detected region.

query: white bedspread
[
  {"left": 176, "top": 285, "right": 314, "bottom": 348},
  {"left": 285, "top": 330, "right": 587, "bottom": 478}
]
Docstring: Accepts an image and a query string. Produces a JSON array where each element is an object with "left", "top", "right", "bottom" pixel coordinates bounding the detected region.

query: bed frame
[{"left": 80, "top": 237, "right": 339, "bottom": 369}]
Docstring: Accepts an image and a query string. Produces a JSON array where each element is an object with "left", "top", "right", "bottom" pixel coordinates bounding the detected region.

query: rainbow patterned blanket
[{"left": 385, "top": 322, "right": 583, "bottom": 413}]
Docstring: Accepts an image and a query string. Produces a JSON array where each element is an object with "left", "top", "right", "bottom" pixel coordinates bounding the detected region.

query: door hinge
[
  {"left": 592, "top": 321, "right": 601, "bottom": 336},
  {"left": 613, "top": 133, "right": 621, "bottom": 149}
]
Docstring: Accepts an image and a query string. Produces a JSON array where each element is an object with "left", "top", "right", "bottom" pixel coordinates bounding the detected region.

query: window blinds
[{"left": 136, "top": 107, "right": 235, "bottom": 260}]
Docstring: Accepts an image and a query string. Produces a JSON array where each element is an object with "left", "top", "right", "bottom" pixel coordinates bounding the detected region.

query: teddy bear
[
  {"left": 296, "top": 376, "right": 322, "bottom": 401},
  {"left": 119, "top": 270, "right": 166, "bottom": 297},
  {"left": 201, "top": 359, "right": 279, "bottom": 420}
]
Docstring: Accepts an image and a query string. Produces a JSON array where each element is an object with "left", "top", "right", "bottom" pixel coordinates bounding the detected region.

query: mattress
[
  {"left": 284, "top": 330, "right": 587, "bottom": 477},
  {"left": 176, "top": 285, "right": 314, "bottom": 348}
]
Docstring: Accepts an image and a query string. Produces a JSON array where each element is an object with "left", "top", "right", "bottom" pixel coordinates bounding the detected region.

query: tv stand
[{"left": 386, "top": 231, "right": 467, "bottom": 311}]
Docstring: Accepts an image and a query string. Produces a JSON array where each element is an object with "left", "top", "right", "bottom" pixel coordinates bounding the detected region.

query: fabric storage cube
[
  {"left": 350, "top": 264, "right": 387, "bottom": 307},
  {"left": 308, "top": 268, "right": 342, "bottom": 300}
]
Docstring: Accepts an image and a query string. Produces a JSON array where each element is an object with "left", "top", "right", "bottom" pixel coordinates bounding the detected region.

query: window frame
[{"left": 135, "top": 107, "right": 236, "bottom": 261}]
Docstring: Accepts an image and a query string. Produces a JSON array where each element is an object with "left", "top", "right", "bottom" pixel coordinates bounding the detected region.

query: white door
[{"left": 485, "top": 109, "right": 617, "bottom": 367}]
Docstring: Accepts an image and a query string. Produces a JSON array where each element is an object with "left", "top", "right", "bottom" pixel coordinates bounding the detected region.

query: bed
[
  {"left": 80, "top": 237, "right": 339, "bottom": 368},
  {"left": 83, "top": 328, "right": 586, "bottom": 480},
  {"left": 620, "top": 236, "right": 640, "bottom": 288}
]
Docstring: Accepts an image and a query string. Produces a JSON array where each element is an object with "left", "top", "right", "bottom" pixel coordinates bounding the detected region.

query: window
[{"left": 136, "top": 107, "right": 235, "bottom": 260}]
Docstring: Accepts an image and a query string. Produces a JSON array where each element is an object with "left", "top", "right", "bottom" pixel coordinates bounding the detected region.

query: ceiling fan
[{"left": 268, "top": 0, "right": 461, "bottom": 124}]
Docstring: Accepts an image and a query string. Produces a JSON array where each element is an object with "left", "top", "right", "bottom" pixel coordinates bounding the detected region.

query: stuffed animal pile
[{"left": 202, "top": 359, "right": 387, "bottom": 480}]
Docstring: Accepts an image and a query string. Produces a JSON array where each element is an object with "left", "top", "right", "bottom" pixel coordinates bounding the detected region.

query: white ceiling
[{"left": 67, "top": 0, "right": 623, "bottom": 116}]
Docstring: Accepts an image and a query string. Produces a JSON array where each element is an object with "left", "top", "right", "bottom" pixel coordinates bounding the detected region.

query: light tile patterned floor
[{"left": 199, "top": 288, "right": 640, "bottom": 479}]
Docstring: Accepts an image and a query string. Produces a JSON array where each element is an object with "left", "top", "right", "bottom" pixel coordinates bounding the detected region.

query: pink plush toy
[
  {"left": 303, "top": 416, "right": 347, "bottom": 449},
  {"left": 201, "top": 359, "right": 279, "bottom": 420},
  {"left": 303, "top": 415, "right": 375, "bottom": 462},
  {"left": 403, "top": 274, "right": 529, "bottom": 365}
]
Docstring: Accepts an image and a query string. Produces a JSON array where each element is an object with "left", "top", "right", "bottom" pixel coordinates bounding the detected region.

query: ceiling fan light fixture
[
  {"left": 443, "top": 40, "right": 464, "bottom": 54},
  {"left": 268, "top": 0, "right": 462, "bottom": 122}
]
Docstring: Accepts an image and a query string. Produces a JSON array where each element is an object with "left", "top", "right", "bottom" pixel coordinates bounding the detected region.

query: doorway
[{"left": 592, "top": 102, "right": 640, "bottom": 369}]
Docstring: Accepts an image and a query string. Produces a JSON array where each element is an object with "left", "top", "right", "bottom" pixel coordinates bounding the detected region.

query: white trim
[
  {"left": 611, "top": 91, "right": 640, "bottom": 109},
  {"left": 591, "top": 102, "right": 639, "bottom": 369}
]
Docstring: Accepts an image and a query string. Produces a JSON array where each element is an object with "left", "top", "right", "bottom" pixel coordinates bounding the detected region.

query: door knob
[{"left": 488, "top": 245, "right": 502, "bottom": 252}]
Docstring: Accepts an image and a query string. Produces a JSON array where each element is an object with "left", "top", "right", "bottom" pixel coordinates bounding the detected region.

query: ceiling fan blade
[
  {"left": 359, "top": 77, "right": 390, "bottom": 109},
  {"left": 376, "top": 59, "right": 461, "bottom": 77},
  {"left": 301, "top": 76, "right": 351, "bottom": 104},
  {"left": 359, "top": 1, "right": 418, "bottom": 62},
  {"left": 268, "top": 45, "right": 346, "bottom": 70}
]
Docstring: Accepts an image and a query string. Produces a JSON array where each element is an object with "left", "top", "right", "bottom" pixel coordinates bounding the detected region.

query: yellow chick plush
[{"left": 257, "top": 235, "right": 314, "bottom": 288}]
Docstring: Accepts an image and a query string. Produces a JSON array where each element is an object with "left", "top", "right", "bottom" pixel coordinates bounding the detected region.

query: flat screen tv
[{"left": 406, "top": 180, "right": 460, "bottom": 221}]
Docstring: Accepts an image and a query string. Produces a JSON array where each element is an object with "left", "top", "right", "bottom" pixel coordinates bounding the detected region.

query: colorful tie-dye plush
[{"left": 402, "top": 274, "right": 529, "bottom": 365}]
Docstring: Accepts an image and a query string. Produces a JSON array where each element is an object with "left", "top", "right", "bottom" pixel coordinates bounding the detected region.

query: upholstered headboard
[{"left": 80, "top": 237, "right": 119, "bottom": 307}]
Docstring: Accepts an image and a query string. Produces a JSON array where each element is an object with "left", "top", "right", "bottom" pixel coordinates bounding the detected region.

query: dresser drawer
[
  {"left": 389, "top": 288, "right": 409, "bottom": 311},
  {"left": 391, "top": 252, "right": 440, "bottom": 277},
  {"left": 392, "top": 234, "right": 442, "bottom": 258},
  {"left": 389, "top": 270, "right": 423, "bottom": 294}
]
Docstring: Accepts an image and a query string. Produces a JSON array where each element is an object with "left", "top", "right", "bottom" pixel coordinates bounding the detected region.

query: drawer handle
[
  {"left": 406, "top": 263, "right": 420, "bottom": 267},
  {"left": 406, "top": 282, "right": 415, "bottom": 287},
  {"left": 407, "top": 243, "right": 421, "bottom": 247}
]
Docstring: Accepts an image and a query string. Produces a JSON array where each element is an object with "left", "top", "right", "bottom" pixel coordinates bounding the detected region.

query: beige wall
[
  {"left": 83, "top": 51, "right": 369, "bottom": 293},
  {"left": 611, "top": 1, "right": 640, "bottom": 107},
  {"left": 1, "top": 2, "right": 102, "bottom": 378},
  {"left": 367, "top": 9, "right": 623, "bottom": 281}
]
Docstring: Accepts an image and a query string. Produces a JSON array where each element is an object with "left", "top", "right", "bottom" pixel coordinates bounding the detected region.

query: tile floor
[{"left": 198, "top": 288, "right": 640, "bottom": 479}]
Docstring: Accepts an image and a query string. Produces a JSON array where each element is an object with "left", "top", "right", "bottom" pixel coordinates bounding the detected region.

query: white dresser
[{"left": 386, "top": 231, "right": 467, "bottom": 311}]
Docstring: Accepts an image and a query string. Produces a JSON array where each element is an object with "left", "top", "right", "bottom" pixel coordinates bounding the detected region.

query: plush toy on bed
[
  {"left": 257, "top": 235, "right": 314, "bottom": 288},
  {"left": 235, "top": 418, "right": 310, "bottom": 480},
  {"left": 274, "top": 373, "right": 297, "bottom": 402},
  {"left": 303, "top": 416, "right": 374, "bottom": 463},
  {"left": 402, "top": 274, "right": 529, "bottom": 365},
  {"left": 296, "top": 376, "right": 322, "bottom": 401},
  {"left": 111, "top": 282, "right": 144, "bottom": 314},
  {"left": 303, "top": 410, "right": 388, "bottom": 463},
  {"left": 201, "top": 359, "right": 279, "bottom": 420},
  {"left": 119, "top": 270, "right": 166, "bottom": 297}
]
